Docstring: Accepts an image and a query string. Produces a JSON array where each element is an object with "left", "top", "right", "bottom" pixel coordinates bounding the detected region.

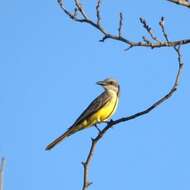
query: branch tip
[
  {"left": 118, "top": 12, "right": 123, "bottom": 37},
  {"left": 96, "top": 0, "right": 101, "bottom": 26}
]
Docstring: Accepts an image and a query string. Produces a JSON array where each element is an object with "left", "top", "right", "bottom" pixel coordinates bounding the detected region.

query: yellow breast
[
  {"left": 89, "top": 90, "right": 119, "bottom": 125},
  {"left": 97, "top": 93, "right": 118, "bottom": 122},
  {"left": 80, "top": 90, "right": 119, "bottom": 129}
]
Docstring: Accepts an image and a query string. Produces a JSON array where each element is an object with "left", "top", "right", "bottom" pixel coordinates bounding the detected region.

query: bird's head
[{"left": 96, "top": 78, "right": 119, "bottom": 93}]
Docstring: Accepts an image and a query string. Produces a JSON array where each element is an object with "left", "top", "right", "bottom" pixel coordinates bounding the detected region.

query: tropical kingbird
[{"left": 45, "top": 78, "right": 120, "bottom": 150}]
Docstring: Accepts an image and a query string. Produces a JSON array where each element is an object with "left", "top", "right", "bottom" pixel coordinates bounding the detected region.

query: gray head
[{"left": 96, "top": 78, "right": 120, "bottom": 93}]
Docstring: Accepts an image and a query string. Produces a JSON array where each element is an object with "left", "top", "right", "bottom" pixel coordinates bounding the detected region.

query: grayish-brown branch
[
  {"left": 57, "top": 1, "right": 186, "bottom": 189},
  {"left": 96, "top": 0, "right": 101, "bottom": 26},
  {"left": 140, "top": 17, "right": 161, "bottom": 43},
  {"left": 118, "top": 12, "right": 123, "bottom": 37},
  {"left": 81, "top": 138, "right": 95, "bottom": 190},
  {"left": 81, "top": 43, "right": 183, "bottom": 190},
  {"left": 167, "top": 0, "right": 190, "bottom": 8},
  {"left": 0, "top": 158, "right": 5, "bottom": 190},
  {"left": 159, "top": 17, "right": 170, "bottom": 42},
  {"left": 79, "top": 8, "right": 184, "bottom": 190},
  {"left": 57, "top": 0, "right": 190, "bottom": 50}
]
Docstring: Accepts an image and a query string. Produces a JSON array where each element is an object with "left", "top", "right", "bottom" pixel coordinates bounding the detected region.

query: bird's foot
[{"left": 102, "top": 119, "right": 114, "bottom": 125}]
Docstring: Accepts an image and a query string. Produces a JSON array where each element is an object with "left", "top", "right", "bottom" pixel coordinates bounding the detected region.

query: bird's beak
[{"left": 96, "top": 80, "right": 106, "bottom": 86}]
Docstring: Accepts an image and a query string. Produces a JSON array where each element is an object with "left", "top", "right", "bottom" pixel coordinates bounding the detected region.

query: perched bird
[{"left": 45, "top": 78, "right": 120, "bottom": 150}]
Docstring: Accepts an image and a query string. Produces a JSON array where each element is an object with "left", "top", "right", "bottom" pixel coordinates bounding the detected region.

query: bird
[{"left": 45, "top": 78, "right": 120, "bottom": 150}]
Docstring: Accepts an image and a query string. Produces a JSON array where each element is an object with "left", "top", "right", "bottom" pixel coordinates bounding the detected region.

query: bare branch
[
  {"left": 96, "top": 0, "right": 101, "bottom": 26},
  {"left": 0, "top": 158, "right": 5, "bottom": 190},
  {"left": 140, "top": 17, "right": 161, "bottom": 43},
  {"left": 142, "top": 36, "right": 152, "bottom": 45},
  {"left": 118, "top": 12, "right": 123, "bottom": 37},
  {"left": 81, "top": 45, "right": 183, "bottom": 189},
  {"left": 167, "top": 0, "right": 190, "bottom": 8},
  {"left": 112, "top": 50, "right": 183, "bottom": 125},
  {"left": 57, "top": 1, "right": 186, "bottom": 189},
  {"left": 74, "top": 0, "right": 88, "bottom": 19},
  {"left": 57, "top": 0, "right": 190, "bottom": 50},
  {"left": 159, "top": 17, "right": 170, "bottom": 42},
  {"left": 81, "top": 138, "right": 96, "bottom": 190}
]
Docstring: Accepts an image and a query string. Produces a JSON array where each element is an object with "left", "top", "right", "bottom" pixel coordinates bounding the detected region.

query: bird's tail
[{"left": 45, "top": 126, "right": 77, "bottom": 151}]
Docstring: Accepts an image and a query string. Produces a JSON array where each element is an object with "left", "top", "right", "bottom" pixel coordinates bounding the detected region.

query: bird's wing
[
  {"left": 71, "top": 91, "right": 111, "bottom": 127},
  {"left": 45, "top": 92, "right": 112, "bottom": 150}
]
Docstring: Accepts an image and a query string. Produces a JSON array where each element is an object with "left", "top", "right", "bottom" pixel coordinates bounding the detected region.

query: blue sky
[{"left": 0, "top": 0, "right": 190, "bottom": 190}]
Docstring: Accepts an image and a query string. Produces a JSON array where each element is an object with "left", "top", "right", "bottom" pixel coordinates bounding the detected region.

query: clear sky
[{"left": 0, "top": 0, "right": 190, "bottom": 190}]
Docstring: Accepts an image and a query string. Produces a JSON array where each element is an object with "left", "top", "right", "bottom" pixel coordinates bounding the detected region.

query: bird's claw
[{"left": 103, "top": 119, "right": 114, "bottom": 125}]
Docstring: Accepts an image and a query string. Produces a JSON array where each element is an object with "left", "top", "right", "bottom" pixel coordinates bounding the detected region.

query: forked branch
[
  {"left": 81, "top": 44, "right": 183, "bottom": 190},
  {"left": 57, "top": 0, "right": 190, "bottom": 50},
  {"left": 57, "top": 1, "right": 186, "bottom": 190}
]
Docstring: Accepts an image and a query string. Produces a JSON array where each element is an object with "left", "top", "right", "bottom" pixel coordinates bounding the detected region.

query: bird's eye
[{"left": 109, "top": 81, "right": 114, "bottom": 85}]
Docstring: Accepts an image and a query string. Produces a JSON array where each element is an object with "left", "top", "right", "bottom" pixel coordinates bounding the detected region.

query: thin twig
[
  {"left": 57, "top": 0, "right": 190, "bottom": 50},
  {"left": 96, "top": 0, "right": 101, "bottom": 26},
  {"left": 74, "top": 0, "right": 88, "bottom": 19},
  {"left": 142, "top": 36, "right": 152, "bottom": 45},
  {"left": 140, "top": 17, "right": 161, "bottom": 43},
  {"left": 118, "top": 12, "right": 123, "bottom": 37},
  {"left": 159, "top": 17, "right": 170, "bottom": 42}
]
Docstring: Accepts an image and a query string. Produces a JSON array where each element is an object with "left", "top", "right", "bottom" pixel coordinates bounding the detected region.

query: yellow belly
[
  {"left": 95, "top": 96, "right": 118, "bottom": 122},
  {"left": 81, "top": 92, "right": 118, "bottom": 128}
]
